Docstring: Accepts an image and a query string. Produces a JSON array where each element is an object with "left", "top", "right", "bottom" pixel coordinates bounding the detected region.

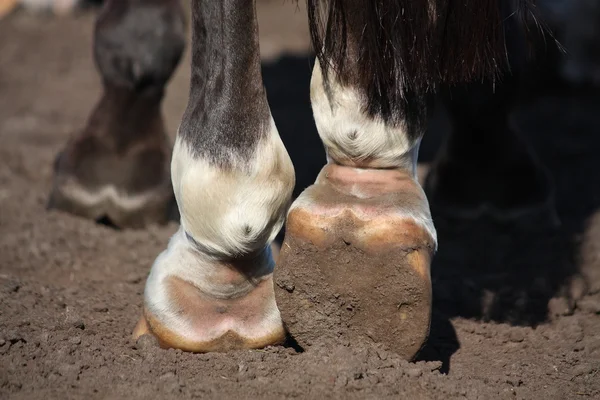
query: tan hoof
[
  {"left": 132, "top": 277, "right": 286, "bottom": 352},
  {"left": 133, "top": 304, "right": 286, "bottom": 353},
  {"left": 275, "top": 165, "right": 435, "bottom": 360},
  {"left": 0, "top": 0, "right": 18, "bottom": 19},
  {"left": 134, "top": 229, "right": 286, "bottom": 352}
]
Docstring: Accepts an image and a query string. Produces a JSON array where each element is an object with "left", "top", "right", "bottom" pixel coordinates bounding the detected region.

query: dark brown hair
[{"left": 306, "top": 0, "right": 550, "bottom": 122}]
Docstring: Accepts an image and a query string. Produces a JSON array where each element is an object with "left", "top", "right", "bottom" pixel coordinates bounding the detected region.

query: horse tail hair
[{"left": 305, "top": 0, "right": 552, "bottom": 120}]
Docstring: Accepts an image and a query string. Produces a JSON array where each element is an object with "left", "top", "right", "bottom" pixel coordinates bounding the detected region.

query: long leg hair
[{"left": 306, "top": 0, "right": 551, "bottom": 122}]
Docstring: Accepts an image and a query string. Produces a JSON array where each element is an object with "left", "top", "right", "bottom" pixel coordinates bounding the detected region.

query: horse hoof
[
  {"left": 134, "top": 228, "right": 286, "bottom": 352},
  {"left": 48, "top": 131, "right": 176, "bottom": 229},
  {"left": 275, "top": 164, "right": 436, "bottom": 360},
  {"left": 0, "top": 0, "right": 18, "bottom": 19}
]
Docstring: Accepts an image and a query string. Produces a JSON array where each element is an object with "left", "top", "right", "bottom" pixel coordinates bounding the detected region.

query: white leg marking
[
  {"left": 20, "top": 0, "right": 78, "bottom": 12},
  {"left": 310, "top": 60, "right": 421, "bottom": 171},
  {"left": 171, "top": 116, "right": 295, "bottom": 258},
  {"left": 301, "top": 62, "right": 436, "bottom": 245},
  {"left": 143, "top": 115, "right": 294, "bottom": 340},
  {"left": 58, "top": 181, "right": 166, "bottom": 211},
  {"left": 144, "top": 227, "right": 282, "bottom": 342}
]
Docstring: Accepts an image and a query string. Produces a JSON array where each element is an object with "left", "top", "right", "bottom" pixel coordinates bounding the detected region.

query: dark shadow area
[
  {"left": 415, "top": 309, "right": 460, "bottom": 374},
  {"left": 168, "top": 195, "right": 181, "bottom": 224},
  {"left": 262, "top": 54, "right": 325, "bottom": 199},
  {"left": 260, "top": 51, "right": 600, "bottom": 371},
  {"left": 261, "top": 54, "right": 324, "bottom": 245},
  {"left": 282, "top": 327, "right": 305, "bottom": 354},
  {"left": 96, "top": 215, "right": 120, "bottom": 230},
  {"left": 427, "top": 84, "right": 600, "bottom": 327}
]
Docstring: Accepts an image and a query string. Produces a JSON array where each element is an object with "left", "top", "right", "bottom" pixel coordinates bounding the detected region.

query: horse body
[{"left": 40, "top": 0, "right": 558, "bottom": 358}]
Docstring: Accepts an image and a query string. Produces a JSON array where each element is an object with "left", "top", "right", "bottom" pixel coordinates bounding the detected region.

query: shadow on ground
[{"left": 262, "top": 53, "right": 600, "bottom": 372}]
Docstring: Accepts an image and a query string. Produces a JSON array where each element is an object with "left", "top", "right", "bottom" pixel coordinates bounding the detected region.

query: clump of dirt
[{"left": 1, "top": 6, "right": 600, "bottom": 400}]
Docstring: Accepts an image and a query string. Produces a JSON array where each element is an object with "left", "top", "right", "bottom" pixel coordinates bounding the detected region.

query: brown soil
[{"left": 1, "top": 3, "right": 600, "bottom": 399}]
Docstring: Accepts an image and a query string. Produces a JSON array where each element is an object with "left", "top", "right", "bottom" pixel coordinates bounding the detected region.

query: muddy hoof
[
  {"left": 275, "top": 165, "right": 436, "bottom": 360},
  {"left": 48, "top": 124, "right": 175, "bottom": 229},
  {"left": 133, "top": 228, "right": 286, "bottom": 352}
]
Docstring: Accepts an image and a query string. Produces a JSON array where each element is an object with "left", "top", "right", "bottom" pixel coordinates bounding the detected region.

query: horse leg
[
  {"left": 132, "top": 0, "right": 295, "bottom": 351},
  {"left": 424, "top": 63, "right": 555, "bottom": 223},
  {"left": 48, "top": 0, "right": 185, "bottom": 228},
  {"left": 273, "top": 0, "right": 536, "bottom": 359},
  {"left": 274, "top": 5, "right": 439, "bottom": 360}
]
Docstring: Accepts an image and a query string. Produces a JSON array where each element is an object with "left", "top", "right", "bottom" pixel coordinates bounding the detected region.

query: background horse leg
[
  {"left": 424, "top": 78, "right": 556, "bottom": 223},
  {"left": 48, "top": 0, "right": 186, "bottom": 228},
  {"left": 424, "top": 8, "right": 557, "bottom": 225}
]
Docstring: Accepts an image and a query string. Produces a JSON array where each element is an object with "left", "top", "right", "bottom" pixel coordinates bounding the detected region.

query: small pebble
[
  {"left": 65, "top": 313, "right": 85, "bottom": 330},
  {"left": 548, "top": 297, "right": 574, "bottom": 317},
  {"left": 276, "top": 279, "right": 295, "bottom": 293},
  {"left": 376, "top": 348, "right": 388, "bottom": 361},
  {"left": 159, "top": 372, "right": 176, "bottom": 380},
  {"left": 69, "top": 336, "right": 82, "bottom": 345},
  {"left": 406, "top": 368, "right": 422, "bottom": 378},
  {"left": 426, "top": 361, "right": 443, "bottom": 372},
  {"left": 57, "top": 363, "right": 80, "bottom": 380},
  {"left": 6, "top": 330, "right": 24, "bottom": 344},
  {"left": 577, "top": 296, "right": 600, "bottom": 314},
  {"left": 283, "top": 283, "right": 295, "bottom": 293},
  {"left": 125, "top": 273, "right": 142, "bottom": 284},
  {"left": 571, "top": 363, "right": 595, "bottom": 378},
  {"left": 135, "top": 334, "right": 159, "bottom": 351},
  {"left": 508, "top": 330, "right": 525, "bottom": 343},
  {"left": 92, "top": 305, "right": 108, "bottom": 313}
]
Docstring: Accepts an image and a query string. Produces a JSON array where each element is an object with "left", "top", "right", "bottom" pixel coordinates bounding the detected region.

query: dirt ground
[{"left": 1, "top": 2, "right": 600, "bottom": 399}]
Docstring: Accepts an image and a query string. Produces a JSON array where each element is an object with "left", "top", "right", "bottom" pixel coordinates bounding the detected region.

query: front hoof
[
  {"left": 134, "top": 229, "right": 286, "bottom": 352},
  {"left": 275, "top": 166, "right": 435, "bottom": 360}
]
